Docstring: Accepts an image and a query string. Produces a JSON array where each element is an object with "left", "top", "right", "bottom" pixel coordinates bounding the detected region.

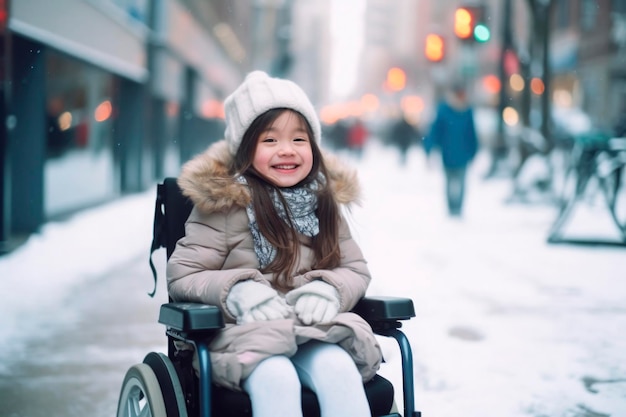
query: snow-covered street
[{"left": 1, "top": 141, "right": 624, "bottom": 417}]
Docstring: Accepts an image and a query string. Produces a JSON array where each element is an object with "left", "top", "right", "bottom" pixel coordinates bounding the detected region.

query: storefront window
[
  {"left": 163, "top": 100, "right": 181, "bottom": 177},
  {"left": 44, "top": 50, "right": 118, "bottom": 217}
]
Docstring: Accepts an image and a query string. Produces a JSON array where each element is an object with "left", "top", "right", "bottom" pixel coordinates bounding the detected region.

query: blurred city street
[
  {"left": 1, "top": 1, "right": 626, "bottom": 416},
  {"left": 1, "top": 141, "right": 624, "bottom": 417}
]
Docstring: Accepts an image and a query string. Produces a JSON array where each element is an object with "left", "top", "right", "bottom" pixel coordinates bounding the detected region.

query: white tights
[{"left": 242, "top": 341, "right": 371, "bottom": 417}]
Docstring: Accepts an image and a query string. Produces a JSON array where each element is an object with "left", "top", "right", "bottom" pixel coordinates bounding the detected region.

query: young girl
[{"left": 166, "top": 71, "right": 381, "bottom": 417}]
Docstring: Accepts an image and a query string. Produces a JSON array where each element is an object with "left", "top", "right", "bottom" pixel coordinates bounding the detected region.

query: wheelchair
[{"left": 116, "top": 177, "right": 422, "bottom": 417}]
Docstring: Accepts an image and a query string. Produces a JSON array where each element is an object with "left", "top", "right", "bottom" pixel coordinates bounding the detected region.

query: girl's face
[{"left": 252, "top": 110, "right": 314, "bottom": 188}]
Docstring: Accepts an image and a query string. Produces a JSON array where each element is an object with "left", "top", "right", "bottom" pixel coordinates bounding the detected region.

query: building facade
[
  {"left": 0, "top": 0, "right": 280, "bottom": 253},
  {"left": 550, "top": 0, "right": 626, "bottom": 130}
]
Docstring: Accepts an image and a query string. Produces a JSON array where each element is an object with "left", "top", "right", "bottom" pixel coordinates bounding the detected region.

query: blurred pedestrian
[
  {"left": 424, "top": 83, "right": 479, "bottom": 217},
  {"left": 389, "top": 113, "right": 420, "bottom": 165},
  {"left": 347, "top": 118, "right": 368, "bottom": 159},
  {"left": 324, "top": 119, "right": 349, "bottom": 150}
]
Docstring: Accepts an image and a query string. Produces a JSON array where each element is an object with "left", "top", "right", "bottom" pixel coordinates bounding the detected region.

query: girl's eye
[
  {"left": 262, "top": 137, "right": 276, "bottom": 143},
  {"left": 294, "top": 137, "right": 308, "bottom": 142}
]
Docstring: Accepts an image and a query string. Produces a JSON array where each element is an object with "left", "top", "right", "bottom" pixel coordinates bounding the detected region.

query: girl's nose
[{"left": 278, "top": 142, "right": 295, "bottom": 155}]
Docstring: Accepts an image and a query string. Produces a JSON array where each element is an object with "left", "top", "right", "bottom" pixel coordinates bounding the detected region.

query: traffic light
[
  {"left": 454, "top": 7, "right": 473, "bottom": 40},
  {"left": 474, "top": 22, "right": 491, "bottom": 42},
  {"left": 425, "top": 33, "right": 445, "bottom": 62},
  {"left": 454, "top": 5, "right": 490, "bottom": 43}
]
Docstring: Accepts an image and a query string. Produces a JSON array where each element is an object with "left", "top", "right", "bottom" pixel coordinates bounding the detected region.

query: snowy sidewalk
[
  {"left": 353, "top": 144, "right": 626, "bottom": 417},
  {"left": 1, "top": 141, "right": 625, "bottom": 417}
]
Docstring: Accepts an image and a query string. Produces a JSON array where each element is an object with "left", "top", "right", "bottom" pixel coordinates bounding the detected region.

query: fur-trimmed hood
[{"left": 177, "top": 140, "right": 361, "bottom": 213}]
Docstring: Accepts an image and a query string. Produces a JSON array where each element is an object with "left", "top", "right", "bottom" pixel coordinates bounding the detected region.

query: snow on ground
[
  {"left": 1, "top": 139, "right": 625, "bottom": 416},
  {"left": 351, "top": 142, "right": 626, "bottom": 417},
  {"left": 0, "top": 190, "right": 155, "bottom": 365}
]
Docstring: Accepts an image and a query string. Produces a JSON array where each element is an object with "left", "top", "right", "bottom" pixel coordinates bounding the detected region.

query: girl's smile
[{"left": 253, "top": 110, "right": 314, "bottom": 188}]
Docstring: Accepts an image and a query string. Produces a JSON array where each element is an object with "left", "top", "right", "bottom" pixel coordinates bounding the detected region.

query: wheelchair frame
[{"left": 117, "top": 177, "right": 422, "bottom": 417}]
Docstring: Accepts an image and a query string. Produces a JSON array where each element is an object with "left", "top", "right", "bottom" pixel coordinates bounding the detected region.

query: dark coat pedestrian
[{"left": 389, "top": 114, "right": 419, "bottom": 165}]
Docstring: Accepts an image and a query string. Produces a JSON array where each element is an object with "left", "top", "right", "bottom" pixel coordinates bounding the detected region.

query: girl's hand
[
  {"left": 226, "top": 280, "right": 291, "bottom": 324},
  {"left": 286, "top": 280, "right": 340, "bottom": 325}
]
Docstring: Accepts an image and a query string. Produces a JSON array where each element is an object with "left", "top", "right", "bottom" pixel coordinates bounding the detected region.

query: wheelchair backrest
[{"left": 148, "top": 177, "right": 193, "bottom": 296}]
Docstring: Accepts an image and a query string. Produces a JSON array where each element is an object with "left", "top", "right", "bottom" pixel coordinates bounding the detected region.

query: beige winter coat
[{"left": 166, "top": 140, "right": 382, "bottom": 390}]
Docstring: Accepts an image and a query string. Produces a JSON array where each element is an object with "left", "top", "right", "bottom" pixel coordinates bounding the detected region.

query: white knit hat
[{"left": 223, "top": 71, "right": 322, "bottom": 155}]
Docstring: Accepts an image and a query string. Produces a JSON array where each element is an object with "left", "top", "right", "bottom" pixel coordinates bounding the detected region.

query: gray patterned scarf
[{"left": 237, "top": 176, "right": 320, "bottom": 268}]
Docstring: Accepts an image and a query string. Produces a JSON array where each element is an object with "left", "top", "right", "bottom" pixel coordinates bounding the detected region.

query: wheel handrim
[
  {"left": 117, "top": 364, "right": 166, "bottom": 417},
  {"left": 120, "top": 377, "right": 150, "bottom": 417}
]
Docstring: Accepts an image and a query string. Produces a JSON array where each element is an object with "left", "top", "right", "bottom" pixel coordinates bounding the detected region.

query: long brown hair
[{"left": 230, "top": 108, "right": 341, "bottom": 289}]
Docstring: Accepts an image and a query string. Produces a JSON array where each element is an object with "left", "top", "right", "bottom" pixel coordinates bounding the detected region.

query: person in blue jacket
[{"left": 424, "top": 83, "right": 479, "bottom": 217}]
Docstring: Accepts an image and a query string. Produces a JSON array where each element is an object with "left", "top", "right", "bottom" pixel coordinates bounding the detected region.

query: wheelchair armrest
[
  {"left": 352, "top": 296, "right": 416, "bottom": 322},
  {"left": 158, "top": 302, "right": 225, "bottom": 332}
]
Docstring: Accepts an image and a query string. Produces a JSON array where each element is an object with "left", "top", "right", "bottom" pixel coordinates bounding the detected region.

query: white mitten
[
  {"left": 285, "top": 280, "right": 340, "bottom": 325},
  {"left": 226, "top": 280, "right": 290, "bottom": 324}
]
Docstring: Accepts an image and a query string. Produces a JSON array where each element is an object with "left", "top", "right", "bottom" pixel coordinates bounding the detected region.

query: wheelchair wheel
[
  {"left": 117, "top": 363, "right": 167, "bottom": 417},
  {"left": 143, "top": 352, "right": 188, "bottom": 417}
]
